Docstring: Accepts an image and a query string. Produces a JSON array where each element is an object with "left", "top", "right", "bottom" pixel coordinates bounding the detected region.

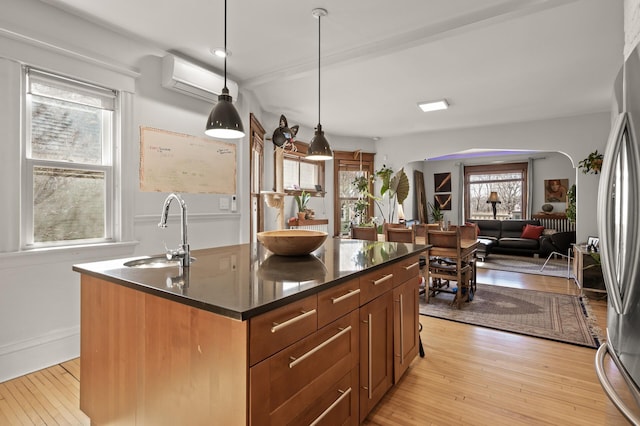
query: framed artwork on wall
[
  {"left": 434, "top": 172, "right": 452, "bottom": 193},
  {"left": 435, "top": 194, "right": 452, "bottom": 211},
  {"left": 544, "top": 178, "right": 568, "bottom": 202}
]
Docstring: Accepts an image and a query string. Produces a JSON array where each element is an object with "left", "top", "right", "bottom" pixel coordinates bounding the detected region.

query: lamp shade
[
  {"left": 205, "top": 88, "right": 245, "bottom": 139},
  {"left": 488, "top": 191, "right": 499, "bottom": 202},
  {"left": 306, "top": 124, "right": 333, "bottom": 161}
]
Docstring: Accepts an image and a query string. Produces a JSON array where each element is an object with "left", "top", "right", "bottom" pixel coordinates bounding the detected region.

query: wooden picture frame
[{"left": 434, "top": 172, "right": 452, "bottom": 193}]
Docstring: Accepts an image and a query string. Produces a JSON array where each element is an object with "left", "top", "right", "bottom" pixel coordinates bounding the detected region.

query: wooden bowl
[{"left": 257, "top": 229, "right": 328, "bottom": 256}]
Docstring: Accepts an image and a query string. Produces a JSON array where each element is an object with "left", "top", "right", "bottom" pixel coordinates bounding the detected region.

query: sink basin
[{"left": 123, "top": 256, "right": 196, "bottom": 268}]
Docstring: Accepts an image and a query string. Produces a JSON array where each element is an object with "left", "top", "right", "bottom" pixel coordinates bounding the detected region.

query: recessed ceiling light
[
  {"left": 211, "top": 48, "right": 231, "bottom": 58},
  {"left": 418, "top": 99, "right": 449, "bottom": 112}
]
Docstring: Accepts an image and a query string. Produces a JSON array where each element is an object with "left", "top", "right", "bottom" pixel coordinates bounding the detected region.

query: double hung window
[{"left": 24, "top": 68, "right": 117, "bottom": 246}]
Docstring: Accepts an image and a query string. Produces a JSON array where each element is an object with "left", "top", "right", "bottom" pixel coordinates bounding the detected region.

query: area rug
[
  {"left": 477, "top": 253, "right": 570, "bottom": 278},
  {"left": 419, "top": 284, "right": 603, "bottom": 348}
]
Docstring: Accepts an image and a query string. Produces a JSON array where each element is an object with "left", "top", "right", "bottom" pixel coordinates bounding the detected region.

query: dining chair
[
  {"left": 425, "top": 228, "right": 473, "bottom": 308},
  {"left": 448, "top": 224, "right": 478, "bottom": 285},
  {"left": 385, "top": 226, "right": 415, "bottom": 243},
  {"left": 351, "top": 226, "right": 378, "bottom": 241}
]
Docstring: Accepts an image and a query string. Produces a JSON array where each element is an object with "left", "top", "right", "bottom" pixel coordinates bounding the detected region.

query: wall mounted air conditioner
[{"left": 161, "top": 54, "right": 239, "bottom": 103}]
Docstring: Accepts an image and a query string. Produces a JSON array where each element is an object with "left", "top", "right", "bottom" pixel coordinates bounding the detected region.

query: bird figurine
[{"left": 271, "top": 114, "right": 299, "bottom": 150}]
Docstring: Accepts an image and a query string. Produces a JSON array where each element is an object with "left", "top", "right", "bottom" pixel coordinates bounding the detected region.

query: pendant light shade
[
  {"left": 308, "top": 124, "right": 332, "bottom": 160},
  {"left": 205, "top": 0, "right": 245, "bottom": 139},
  {"left": 306, "top": 8, "right": 333, "bottom": 161}
]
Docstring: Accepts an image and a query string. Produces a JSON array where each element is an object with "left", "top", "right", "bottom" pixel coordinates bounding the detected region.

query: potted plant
[
  {"left": 578, "top": 150, "right": 604, "bottom": 174},
  {"left": 428, "top": 201, "right": 445, "bottom": 229},
  {"left": 294, "top": 190, "right": 310, "bottom": 220},
  {"left": 566, "top": 184, "right": 576, "bottom": 223},
  {"left": 375, "top": 165, "right": 410, "bottom": 225}
]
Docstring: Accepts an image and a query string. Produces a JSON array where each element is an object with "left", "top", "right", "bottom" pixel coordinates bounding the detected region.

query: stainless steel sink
[{"left": 123, "top": 256, "right": 196, "bottom": 268}]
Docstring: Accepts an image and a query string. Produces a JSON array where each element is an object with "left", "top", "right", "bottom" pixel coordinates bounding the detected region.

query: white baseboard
[{"left": 0, "top": 326, "right": 79, "bottom": 383}]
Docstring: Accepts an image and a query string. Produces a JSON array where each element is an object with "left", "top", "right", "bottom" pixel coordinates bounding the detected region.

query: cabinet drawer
[
  {"left": 359, "top": 265, "right": 394, "bottom": 305},
  {"left": 288, "top": 368, "right": 359, "bottom": 426},
  {"left": 250, "top": 310, "right": 359, "bottom": 426},
  {"left": 317, "top": 278, "right": 360, "bottom": 328},
  {"left": 249, "top": 295, "right": 318, "bottom": 366},
  {"left": 392, "top": 254, "right": 422, "bottom": 287}
]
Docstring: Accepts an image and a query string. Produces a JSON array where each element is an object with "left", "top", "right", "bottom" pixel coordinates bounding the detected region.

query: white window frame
[{"left": 22, "top": 67, "right": 118, "bottom": 248}]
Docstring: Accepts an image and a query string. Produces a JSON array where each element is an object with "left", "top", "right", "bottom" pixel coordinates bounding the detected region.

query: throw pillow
[{"left": 521, "top": 224, "right": 544, "bottom": 239}]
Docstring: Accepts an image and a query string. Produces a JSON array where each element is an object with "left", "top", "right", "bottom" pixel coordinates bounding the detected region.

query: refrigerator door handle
[
  {"left": 595, "top": 340, "right": 640, "bottom": 425},
  {"left": 599, "top": 113, "right": 626, "bottom": 314}
]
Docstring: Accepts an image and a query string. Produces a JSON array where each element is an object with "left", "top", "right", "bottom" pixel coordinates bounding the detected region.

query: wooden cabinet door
[
  {"left": 359, "top": 292, "right": 393, "bottom": 422},
  {"left": 393, "top": 278, "right": 420, "bottom": 382}
]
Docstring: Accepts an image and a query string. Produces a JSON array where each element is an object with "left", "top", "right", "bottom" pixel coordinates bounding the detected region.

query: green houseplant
[
  {"left": 427, "top": 201, "right": 444, "bottom": 225},
  {"left": 566, "top": 184, "right": 576, "bottom": 223},
  {"left": 294, "top": 190, "right": 310, "bottom": 219},
  {"left": 375, "top": 165, "right": 410, "bottom": 224},
  {"left": 578, "top": 150, "right": 604, "bottom": 174}
]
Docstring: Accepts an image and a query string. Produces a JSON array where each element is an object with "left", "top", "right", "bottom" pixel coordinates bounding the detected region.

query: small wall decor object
[
  {"left": 541, "top": 203, "right": 554, "bottom": 212},
  {"left": 578, "top": 150, "right": 604, "bottom": 174},
  {"left": 544, "top": 178, "right": 568, "bottom": 202},
  {"left": 435, "top": 193, "right": 452, "bottom": 211},
  {"left": 271, "top": 114, "right": 299, "bottom": 149},
  {"left": 434, "top": 172, "right": 452, "bottom": 192}
]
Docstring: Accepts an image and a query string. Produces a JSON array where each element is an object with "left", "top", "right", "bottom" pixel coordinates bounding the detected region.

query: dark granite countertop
[{"left": 73, "top": 238, "right": 427, "bottom": 320}]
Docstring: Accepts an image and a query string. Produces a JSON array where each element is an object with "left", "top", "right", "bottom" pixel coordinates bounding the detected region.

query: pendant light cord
[
  {"left": 223, "top": 0, "right": 228, "bottom": 90},
  {"left": 317, "top": 12, "right": 321, "bottom": 125}
]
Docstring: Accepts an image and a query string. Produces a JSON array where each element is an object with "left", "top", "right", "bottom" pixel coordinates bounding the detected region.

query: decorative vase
[
  {"left": 297, "top": 211, "right": 306, "bottom": 220},
  {"left": 541, "top": 203, "right": 553, "bottom": 213}
]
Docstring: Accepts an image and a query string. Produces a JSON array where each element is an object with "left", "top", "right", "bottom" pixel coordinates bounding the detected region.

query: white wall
[
  {"left": 0, "top": 0, "right": 265, "bottom": 382},
  {"left": 373, "top": 113, "right": 612, "bottom": 242}
]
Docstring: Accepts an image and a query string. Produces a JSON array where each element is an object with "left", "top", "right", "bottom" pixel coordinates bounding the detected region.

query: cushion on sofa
[
  {"left": 498, "top": 237, "right": 540, "bottom": 250},
  {"left": 521, "top": 224, "right": 544, "bottom": 239},
  {"left": 500, "top": 220, "right": 540, "bottom": 238}
]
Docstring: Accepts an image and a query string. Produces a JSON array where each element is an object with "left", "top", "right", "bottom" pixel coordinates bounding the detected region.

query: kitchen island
[{"left": 74, "top": 238, "right": 427, "bottom": 425}]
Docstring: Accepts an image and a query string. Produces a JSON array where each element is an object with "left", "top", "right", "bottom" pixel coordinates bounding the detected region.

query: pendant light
[
  {"left": 205, "top": 0, "right": 245, "bottom": 139},
  {"left": 306, "top": 8, "right": 333, "bottom": 161}
]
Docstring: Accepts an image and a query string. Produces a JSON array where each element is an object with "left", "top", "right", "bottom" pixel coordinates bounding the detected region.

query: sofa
[{"left": 468, "top": 219, "right": 545, "bottom": 257}]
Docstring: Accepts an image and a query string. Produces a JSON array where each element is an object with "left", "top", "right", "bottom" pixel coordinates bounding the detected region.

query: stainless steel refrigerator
[{"left": 595, "top": 44, "right": 640, "bottom": 424}]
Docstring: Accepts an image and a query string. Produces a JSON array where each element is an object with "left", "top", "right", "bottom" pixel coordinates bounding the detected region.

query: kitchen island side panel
[{"left": 80, "top": 275, "right": 248, "bottom": 425}]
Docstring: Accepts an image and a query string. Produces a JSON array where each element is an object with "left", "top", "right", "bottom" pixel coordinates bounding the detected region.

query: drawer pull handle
[
  {"left": 309, "top": 387, "right": 352, "bottom": 426},
  {"left": 372, "top": 274, "right": 393, "bottom": 286},
  {"left": 271, "top": 309, "right": 317, "bottom": 333},
  {"left": 404, "top": 261, "right": 420, "bottom": 271},
  {"left": 331, "top": 288, "right": 361, "bottom": 304},
  {"left": 289, "top": 325, "right": 352, "bottom": 368},
  {"left": 367, "top": 313, "right": 373, "bottom": 399},
  {"left": 399, "top": 294, "right": 404, "bottom": 364}
]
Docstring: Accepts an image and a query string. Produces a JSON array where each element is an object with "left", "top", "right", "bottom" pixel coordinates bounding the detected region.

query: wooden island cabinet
[{"left": 74, "top": 240, "right": 426, "bottom": 425}]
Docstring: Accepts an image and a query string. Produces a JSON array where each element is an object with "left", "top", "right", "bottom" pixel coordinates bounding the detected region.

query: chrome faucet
[{"left": 158, "top": 193, "right": 191, "bottom": 267}]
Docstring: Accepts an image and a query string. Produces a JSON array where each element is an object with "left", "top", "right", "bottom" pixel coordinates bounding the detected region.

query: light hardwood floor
[{"left": 0, "top": 269, "right": 632, "bottom": 425}]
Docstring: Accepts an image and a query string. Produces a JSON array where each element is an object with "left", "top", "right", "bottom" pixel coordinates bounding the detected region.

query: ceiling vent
[{"left": 161, "top": 54, "right": 239, "bottom": 103}]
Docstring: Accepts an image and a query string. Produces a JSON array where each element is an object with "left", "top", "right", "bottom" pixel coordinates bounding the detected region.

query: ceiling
[{"left": 41, "top": 0, "right": 623, "bottom": 140}]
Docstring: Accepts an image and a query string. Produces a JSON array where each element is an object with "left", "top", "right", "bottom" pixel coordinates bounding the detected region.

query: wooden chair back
[
  {"left": 448, "top": 224, "right": 478, "bottom": 240},
  {"left": 351, "top": 226, "right": 378, "bottom": 241},
  {"left": 385, "top": 226, "right": 415, "bottom": 243},
  {"left": 413, "top": 223, "right": 439, "bottom": 238}
]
